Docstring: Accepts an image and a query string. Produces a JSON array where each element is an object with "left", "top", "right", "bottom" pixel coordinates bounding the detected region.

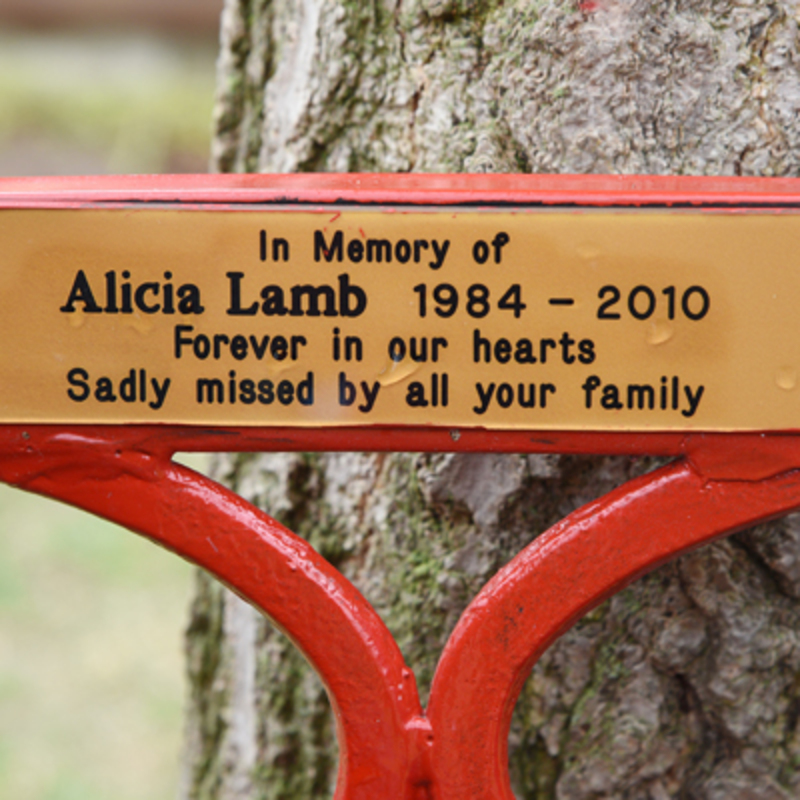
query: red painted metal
[
  {"left": 3, "top": 171, "right": 800, "bottom": 209},
  {"left": 427, "top": 449, "right": 800, "bottom": 799},
  {"left": 3, "top": 174, "right": 800, "bottom": 798},
  {"left": 0, "top": 425, "right": 426, "bottom": 800},
  {"left": 1, "top": 425, "right": 799, "bottom": 799}
]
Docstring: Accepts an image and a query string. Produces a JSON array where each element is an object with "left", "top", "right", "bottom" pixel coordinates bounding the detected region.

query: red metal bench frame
[{"left": 2, "top": 174, "right": 800, "bottom": 799}]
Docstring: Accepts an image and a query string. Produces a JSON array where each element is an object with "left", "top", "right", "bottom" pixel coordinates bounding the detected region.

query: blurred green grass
[
  {"left": 0, "top": 26, "right": 218, "bottom": 800},
  {"left": 0, "top": 29, "right": 217, "bottom": 175},
  {"left": 0, "top": 482, "right": 193, "bottom": 800}
]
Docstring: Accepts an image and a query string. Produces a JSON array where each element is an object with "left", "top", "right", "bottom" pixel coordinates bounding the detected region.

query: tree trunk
[{"left": 181, "top": 2, "right": 800, "bottom": 798}]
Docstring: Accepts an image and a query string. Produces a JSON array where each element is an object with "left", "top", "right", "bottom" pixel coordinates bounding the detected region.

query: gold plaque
[{"left": 1, "top": 206, "right": 798, "bottom": 431}]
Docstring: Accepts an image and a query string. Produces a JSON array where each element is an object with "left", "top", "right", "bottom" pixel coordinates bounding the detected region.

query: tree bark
[{"left": 182, "top": 2, "right": 800, "bottom": 798}]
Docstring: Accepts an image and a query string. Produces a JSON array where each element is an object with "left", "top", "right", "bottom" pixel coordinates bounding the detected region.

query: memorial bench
[{"left": 1, "top": 173, "right": 799, "bottom": 799}]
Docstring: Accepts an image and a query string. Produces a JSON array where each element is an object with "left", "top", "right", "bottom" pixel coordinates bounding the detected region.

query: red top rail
[{"left": 4, "top": 172, "right": 800, "bottom": 208}]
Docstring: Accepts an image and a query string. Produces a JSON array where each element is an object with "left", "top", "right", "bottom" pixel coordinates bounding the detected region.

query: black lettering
[
  {"left": 539, "top": 338, "right": 557, "bottom": 363},
  {"left": 240, "top": 379, "right": 256, "bottom": 404},
  {"left": 227, "top": 272, "right": 258, "bottom": 316},
  {"left": 120, "top": 271, "right": 132, "bottom": 313},
  {"left": 162, "top": 273, "right": 175, "bottom": 314},
  {"left": 491, "top": 232, "right": 509, "bottom": 263},
  {"left": 135, "top": 283, "right": 160, "bottom": 314},
  {"left": 176, "top": 284, "right": 204, "bottom": 314},
  {"left": 214, "top": 334, "right": 230, "bottom": 359},
  {"left": 67, "top": 368, "right": 90, "bottom": 401},
  {"left": 496, "top": 383, "right": 513, "bottom": 408},
  {"left": 429, "top": 240, "right": 450, "bottom": 270},
  {"left": 582, "top": 376, "right": 601, "bottom": 409},
  {"left": 602, "top": 385, "right": 623, "bottom": 410},
  {"left": 338, "top": 274, "right": 367, "bottom": 317},
  {"left": 518, "top": 384, "right": 536, "bottom": 408},
  {"left": 339, "top": 372, "right": 356, "bottom": 406},
  {"left": 249, "top": 335, "right": 270, "bottom": 359},
  {"left": 473, "top": 240, "right": 489, "bottom": 264},
  {"left": 409, "top": 337, "right": 427, "bottom": 363},
  {"left": 175, "top": 325, "right": 193, "bottom": 358},
  {"left": 193, "top": 334, "right": 211, "bottom": 359},
  {"left": 473, "top": 382, "right": 495, "bottom": 414},
  {"left": 120, "top": 370, "right": 137, "bottom": 402},
  {"left": 627, "top": 384, "right": 655, "bottom": 410},
  {"left": 389, "top": 337, "right": 405, "bottom": 362},
  {"left": 431, "top": 337, "right": 448, "bottom": 362},
  {"left": 260, "top": 286, "right": 288, "bottom": 316},
  {"left": 559, "top": 332, "right": 576, "bottom": 364},
  {"left": 104, "top": 271, "right": 118, "bottom": 313},
  {"left": 95, "top": 377, "right": 117, "bottom": 403},
  {"left": 395, "top": 240, "right": 411, "bottom": 263},
  {"left": 344, "top": 336, "right": 363, "bottom": 361},
  {"left": 359, "top": 381, "right": 379, "bottom": 413},
  {"left": 494, "top": 338, "right": 511, "bottom": 364},
  {"left": 290, "top": 284, "right": 337, "bottom": 317},
  {"left": 473, "top": 329, "right": 491, "bottom": 363},
  {"left": 347, "top": 239, "right": 364, "bottom": 262},
  {"left": 405, "top": 381, "right": 428, "bottom": 407},
  {"left": 297, "top": 373, "right": 314, "bottom": 406},
  {"left": 150, "top": 377, "right": 170, "bottom": 410},
  {"left": 514, "top": 339, "right": 536, "bottom": 364},
  {"left": 277, "top": 380, "right": 294, "bottom": 405},
  {"left": 315, "top": 230, "right": 343, "bottom": 262},
  {"left": 332, "top": 327, "right": 341, "bottom": 360},
  {"left": 578, "top": 339, "right": 595, "bottom": 364},
  {"left": 271, "top": 336, "right": 288, "bottom": 360},
  {"left": 541, "top": 384, "right": 556, "bottom": 407},
  {"left": 197, "top": 378, "right": 224, "bottom": 404},
  {"left": 367, "top": 239, "right": 392, "bottom": 263},
  {"left": 258, "top": 379, "right": 275, "bottom": 404},
  {"left": 683, "top": 385, "right": 704, "bottom": 418},
  {"left": 61, "top": 271, "right": 101, "bottom": 313},
  {"left": 273, "top": 237, "right": 289, "bottom": 262},
  {"left": 230, "top": 335, "right": 248, "bottom": 360}
]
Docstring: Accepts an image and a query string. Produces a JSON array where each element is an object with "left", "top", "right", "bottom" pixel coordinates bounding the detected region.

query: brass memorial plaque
[{"left": 0, "top": 206, "right": 797, "bottom": 430}]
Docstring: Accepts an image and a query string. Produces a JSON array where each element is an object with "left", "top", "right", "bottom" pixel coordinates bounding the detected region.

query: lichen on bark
[{"left": 182, "top": 1, "right": 800, "bottom": 798}]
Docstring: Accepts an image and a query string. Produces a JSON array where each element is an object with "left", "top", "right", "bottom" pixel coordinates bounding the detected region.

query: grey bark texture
[{"left": 181, "top": 1, "right": 800, "bottom": 798}]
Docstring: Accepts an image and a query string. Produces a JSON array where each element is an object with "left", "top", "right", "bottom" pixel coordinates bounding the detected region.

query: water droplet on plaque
[
  {"left": 378, "top": 359, "right": 418, "bottom": 387},
  {"left": 776, "top": 368, "right": 797, "bottom": 390},
  {"left": 646, "top": 321, "right": 673, "bottom": 345}
]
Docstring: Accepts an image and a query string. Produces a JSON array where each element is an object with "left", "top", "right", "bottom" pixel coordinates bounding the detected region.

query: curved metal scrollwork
[{"left": 1, "top": 425, "right": 799, "bottom": 799}]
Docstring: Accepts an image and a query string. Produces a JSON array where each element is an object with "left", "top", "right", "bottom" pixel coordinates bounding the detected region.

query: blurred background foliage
[
  {"left": 0, "top": 485, "right": 193, "bottom": 800},
  {"left": 0, "top": 1, "right": 220, "bottom": 177},
  {"left": 0, "top": 2, "right": 222, "bottom": 798},
  {"left": 0, "top": 32, "right": 217, "bottom": 175}
]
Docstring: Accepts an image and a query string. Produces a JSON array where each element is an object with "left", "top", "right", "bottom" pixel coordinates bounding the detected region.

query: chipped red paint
[{"left": 2, "top": 175, "right": 800, "bottom": 798}]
